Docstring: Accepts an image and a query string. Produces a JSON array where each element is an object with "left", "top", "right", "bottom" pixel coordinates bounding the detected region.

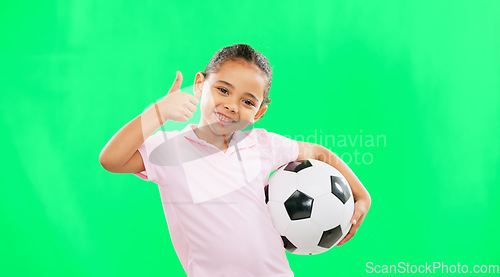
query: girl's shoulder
[
  {"left": 239, "top": 127, "right": 268, "bottom": 139},
  {"left": 245, "top": 127, "right": 287, "bottom": 138},
  {"left": 240, "top": 127, "right": 290, "bottom": 145}
]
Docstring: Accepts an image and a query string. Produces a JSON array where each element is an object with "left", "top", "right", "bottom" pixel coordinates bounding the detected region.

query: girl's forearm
[
  {"left": 316, "top": 146, "right": 371, "bottom": 202},
  {"left": 99, "top": 99, "right": 168, "bottom": 170}
]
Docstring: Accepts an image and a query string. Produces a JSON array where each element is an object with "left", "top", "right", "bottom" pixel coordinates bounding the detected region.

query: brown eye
[
  {"left": 218, "top": 87, "right": 228, "bottom": 94},
  {"left": 243, "top": 100, "right": 255, "bottom": 106}
]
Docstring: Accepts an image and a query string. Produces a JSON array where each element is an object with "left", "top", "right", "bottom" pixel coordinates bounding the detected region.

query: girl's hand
[
  {"left": 337, "top": 196, "right": 371, "bottom": 246},
  {"left": 158, "top": 71, "right": 199, "bottom": 123}
]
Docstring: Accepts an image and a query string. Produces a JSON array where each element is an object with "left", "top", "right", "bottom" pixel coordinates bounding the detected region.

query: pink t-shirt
[{"left": 134, "top": 124, "right": 299, "bottom": 277}]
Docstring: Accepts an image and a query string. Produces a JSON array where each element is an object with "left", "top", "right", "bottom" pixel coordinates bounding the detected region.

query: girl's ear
[
  {"left": 194, "top": 72, "right": 205, "bottom": 98},
  {"left": 253, "top": 104, "right": 268, "bottom": 123}
]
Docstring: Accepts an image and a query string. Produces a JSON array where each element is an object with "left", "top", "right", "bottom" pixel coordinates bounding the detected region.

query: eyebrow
[{"left": 216, "top": 80, "right": 260, "bottom": 103}]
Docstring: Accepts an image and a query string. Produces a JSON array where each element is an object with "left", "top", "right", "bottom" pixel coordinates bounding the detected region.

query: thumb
[{"left": 168, "top": 71, "right": 183, "bottom": 93}]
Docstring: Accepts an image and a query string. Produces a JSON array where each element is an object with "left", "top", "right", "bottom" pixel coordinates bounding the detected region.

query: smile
[{"left": 214, "top": 112, "right": 237, "bottom": 124}]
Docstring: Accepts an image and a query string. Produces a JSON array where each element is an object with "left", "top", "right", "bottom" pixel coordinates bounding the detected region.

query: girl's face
[{"left": 194, "top": 60, "right": 268, "bottom": 137}]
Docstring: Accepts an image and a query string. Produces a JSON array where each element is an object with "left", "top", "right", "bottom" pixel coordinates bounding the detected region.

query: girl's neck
[{"left": 193, "top": 124, "right": 234, "bottom": 152}]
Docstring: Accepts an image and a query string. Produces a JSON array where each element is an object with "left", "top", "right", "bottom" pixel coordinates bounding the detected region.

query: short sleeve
[
  {"left": 133, "top": 131, "right": 168, "bottom": 182},
  {"left": 265, "top": 130, "right": 299, "bottom": 170}
]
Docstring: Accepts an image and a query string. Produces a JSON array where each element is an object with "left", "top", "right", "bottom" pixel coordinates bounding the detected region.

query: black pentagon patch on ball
[
  {"left": 281, "top": 236, "right": 297, "bottom": 252},
  {"left": 284, "top": 190, "right": 313, "bottom": 220},
  {"left": 264, "top": 184, "right": 269, "bottom": 204},
  {"left": 318, "top": 225, "right": 343, "bottom": 249},
  {"left": 330, "top": 176, "right": 351, "bottom": 204},
  {"left": 284, "top": 160, "right": 312, "bottom": 173}
]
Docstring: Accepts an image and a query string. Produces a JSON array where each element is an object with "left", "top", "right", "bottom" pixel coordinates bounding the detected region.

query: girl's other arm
[
  {"left": 99, "top": 71, "right": 198, "bottom": 173},
  {"left": 296, "top": 141, "right": 371, "bottom": 246}
]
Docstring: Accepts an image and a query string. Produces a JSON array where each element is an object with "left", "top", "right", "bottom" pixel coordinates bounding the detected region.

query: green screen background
[{"left": 1, "top": 1, "right": 499, "bottom": 276}]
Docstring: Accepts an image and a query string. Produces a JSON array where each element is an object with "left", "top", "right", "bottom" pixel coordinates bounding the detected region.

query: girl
[{"left": 99, "top": 43, "right": 371, "bottom": 276}]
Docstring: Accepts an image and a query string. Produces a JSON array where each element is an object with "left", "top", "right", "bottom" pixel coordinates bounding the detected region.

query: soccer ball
[{"left": 264, "top": 159, "right": 354, "bottom": 255}]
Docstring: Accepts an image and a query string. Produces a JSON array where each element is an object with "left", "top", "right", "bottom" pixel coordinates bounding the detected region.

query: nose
[{"left": 224, "top": 99, "right": 238, "bottom": 113}]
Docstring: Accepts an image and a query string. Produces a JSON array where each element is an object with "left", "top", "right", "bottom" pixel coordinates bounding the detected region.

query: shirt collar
[{"left": 181, "top": 124, "right": 256, "bottom": 154}]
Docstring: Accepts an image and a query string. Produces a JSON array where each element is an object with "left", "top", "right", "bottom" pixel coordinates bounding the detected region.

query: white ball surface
[{"left": 265, "top": 159, "right": 354, "bottom": 255}]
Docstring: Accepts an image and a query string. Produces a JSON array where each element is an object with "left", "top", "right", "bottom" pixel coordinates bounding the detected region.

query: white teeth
[{"left": 215, "top": 112, "right": 235, "bottom": 123}]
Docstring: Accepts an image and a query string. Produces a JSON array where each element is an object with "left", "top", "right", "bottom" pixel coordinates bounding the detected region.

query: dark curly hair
[{"left": 202, "top": 43, "right": 272, "bottom": 108}]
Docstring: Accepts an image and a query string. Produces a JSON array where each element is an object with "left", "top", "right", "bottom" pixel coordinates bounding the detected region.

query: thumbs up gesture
[{"left": 158, "top": 71, "right": 199, "bottom": 123}]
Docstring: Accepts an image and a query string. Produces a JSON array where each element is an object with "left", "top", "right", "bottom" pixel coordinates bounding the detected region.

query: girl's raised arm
[{"left": 99, "top": 71, "right": 198, "bottom": 173}]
